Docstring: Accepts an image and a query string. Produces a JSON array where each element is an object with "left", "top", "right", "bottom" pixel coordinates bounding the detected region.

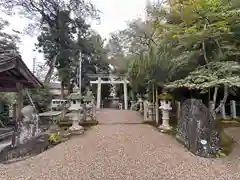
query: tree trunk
[
  {"left": 212, "top": 86, "right": 219, "bottom": 109},
  {"left": 44, "top": 53, "right": 59, "bottom": 84},
  {"left": 152, "top": 85, "right": 155, "bottom": 104},
  {"left": 215, "top": 85, "right": 228, "bottom": 113}
]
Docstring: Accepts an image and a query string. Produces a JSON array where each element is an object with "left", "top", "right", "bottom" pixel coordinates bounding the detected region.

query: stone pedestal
[
  {"left": 143, "top": 101, "right": 155, "bottom": 122},
  {"left": 119, "top": 103, "right": 123, "bottom": 109},
  {"left": 83, "top": 89, "right": 96, "bottom": 121},
  {"left": 97, "top": 77, "right": 102, "bottom": 109},
  {"left": 230, "top": 100, "right": 237, "bottom": 119},
  {"left": 139, "top": 99, "right": 143, "bottom": 113},
  {"left": 92, "top": 99, "right": 97, "bottom": 120},
  {"left": 123, "top": 78, "right": 128, "bottom": 110},
  {"left": 69, "top": 110, "right": 84, "bottom": 135},
  {"left": 85, "top": 102, "right": 94, "bottom": 121},
  {"left": 159, "top": 100, "right": 172, "bottom": 132},
  {"left": 130, "top": 100, "right": 136, "bottom": 109},
  {"left": 143, "top": 101, "right": 148, "bottom": 121},
  {"left": 110, "top": 99, "right": 120, "bottom": 109}
]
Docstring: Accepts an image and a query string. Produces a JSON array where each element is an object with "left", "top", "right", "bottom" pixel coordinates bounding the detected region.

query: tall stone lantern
[
  {"left": 68, "top": 93, "right": 84, "bottom": 134},
  {"left": 158, "top": 92, "right": 173, "bottom": 132}
]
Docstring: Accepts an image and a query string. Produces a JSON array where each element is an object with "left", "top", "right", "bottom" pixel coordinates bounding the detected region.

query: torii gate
[{"left": 88, "top": 74, "right": 130, "bottom": 110}]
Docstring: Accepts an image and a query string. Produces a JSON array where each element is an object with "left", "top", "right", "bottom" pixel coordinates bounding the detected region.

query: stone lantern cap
[
  {"left": 83, "top": 89, "right": 94, "bottom": 102},
  {"left": 159, "top": 99, "right": 172, "bottom": 110},
  {"left": 68, "top": 93, "right": 83, "bottom": 100}
]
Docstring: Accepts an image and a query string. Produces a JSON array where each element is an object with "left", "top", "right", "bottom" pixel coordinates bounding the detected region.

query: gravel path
[{"left": 1, "top": 109, "right": 240, "bottom": 180}]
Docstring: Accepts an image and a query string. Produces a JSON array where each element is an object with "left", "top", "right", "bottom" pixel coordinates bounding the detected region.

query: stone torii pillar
[
  {"left": 97, "top": 77, "right": 101, "bottom": 109},
  {"left": 123, "top": 77, "right": 128, "bottom": 110}
]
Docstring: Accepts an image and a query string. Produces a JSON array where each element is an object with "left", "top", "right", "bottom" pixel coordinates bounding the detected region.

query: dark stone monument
[{"left": 176, "top": 99, "right": 220, "bottom": 158}]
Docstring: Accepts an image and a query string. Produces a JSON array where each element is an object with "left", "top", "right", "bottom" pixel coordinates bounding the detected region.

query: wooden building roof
[{"left": 0, "top": 53, "right": 43, "bottom": 92}]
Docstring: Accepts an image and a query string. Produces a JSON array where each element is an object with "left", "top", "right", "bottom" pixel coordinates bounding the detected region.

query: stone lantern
[
  {"left": 68, "top": 93, "right": 84, "bottom": 134},
  {"left": 158, "top": 92, "right": 172, "bottom": 132},
  {"left": 82, "top": 88, "right": 96, "bottom": 121}
]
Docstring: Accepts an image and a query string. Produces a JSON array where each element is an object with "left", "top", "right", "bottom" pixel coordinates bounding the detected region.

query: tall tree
[{"left": 0, "top": 0, "right": 110, "bottom": 98}]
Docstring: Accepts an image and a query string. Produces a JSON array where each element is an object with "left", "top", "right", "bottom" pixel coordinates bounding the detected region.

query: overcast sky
[{"left": 1, "top": 0, "right": 149, "bottom": 71}]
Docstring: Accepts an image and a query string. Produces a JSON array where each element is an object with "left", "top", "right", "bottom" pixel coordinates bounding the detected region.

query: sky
[{"left": 1, "top": 0, "right": 150, "bottom": 71}]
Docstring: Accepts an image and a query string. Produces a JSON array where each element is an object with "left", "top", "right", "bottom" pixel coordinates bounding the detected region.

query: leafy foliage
[
  {"left": 25, "top": 87, "right": 53, "bottom": 113},
  {"left": 166, "top": 61, "right": 240, "bottom": 91},
  {"left": 0, "top": 0, "right": 110, "bottom": 98},
  {"left": 0, "top": 94, "right": 11, "bottom": 127},
  {"left": 47, "top": 132, "right": 60, "bottom": 144},
  {"left": 104, "top": 0, "right": 240, "bottom": 105}
]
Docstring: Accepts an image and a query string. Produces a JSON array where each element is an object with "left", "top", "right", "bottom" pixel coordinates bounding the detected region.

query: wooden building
[{"left": 0, "top": 53, "right": 43, "bottom": 118}]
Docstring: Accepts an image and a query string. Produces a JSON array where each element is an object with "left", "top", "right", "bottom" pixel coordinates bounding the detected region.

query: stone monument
[
  {"left": 176, "top": 99, "right": 220, "bottom": 158},
  {"left": 19, "top": 105, "right": 36, "bottom": 144}
]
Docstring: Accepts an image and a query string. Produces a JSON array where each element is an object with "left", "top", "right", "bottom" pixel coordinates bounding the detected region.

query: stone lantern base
[
  {"left": 69, "top": 110, "right": 84, "bottom": 135},
  {"left": 159, "top": 123, "right": 172, "bottom": 133},
  {"left": 69, "top": 123, "right": 84, "bottom": 135},
  {"left": 158, "top": 116, "right": 172, "bottom": 133}
]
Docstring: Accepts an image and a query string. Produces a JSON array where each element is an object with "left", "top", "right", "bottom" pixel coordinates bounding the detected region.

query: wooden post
[
  {"left": 152, "top": 85, "right": 155, "bottom": 121},
  {"left": 12, "top": 103, "right": 16, "bottom": 123},
  {"left": 155, "top": 88, "right": 159, "bottom": 125},
  {"left": 12, "top": 83, "right": 23, "bottom": 147},
  {"left": 16, "top": 83, "right": 23, "bottom": 118},
  {"left": 123, "top": 78, "right": 128, "bottom": 110},
  {"left": 176, "top": 101, "right": 181, "bottom": 121},
  {"left": 152, "top": 85, "right": 155, "bottom": 104},
  {"left": 97, "top": 77, "right": 101, "bottom": 109},
  {"left": 230, "top": 100, "right": 237, "bottom": 119}
]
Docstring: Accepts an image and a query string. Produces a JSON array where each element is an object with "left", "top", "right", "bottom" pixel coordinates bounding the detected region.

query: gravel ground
[
  {"left": 1, "top": 109, "right": 240, "bottom": 180},
  {"left": 220, "top": 127, "right": 240, "bottom": 170}
]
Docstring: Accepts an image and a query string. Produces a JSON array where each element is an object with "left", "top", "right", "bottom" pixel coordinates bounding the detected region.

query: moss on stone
[{"left": 215, "top": 118, "right": 235, "bottom": 156}]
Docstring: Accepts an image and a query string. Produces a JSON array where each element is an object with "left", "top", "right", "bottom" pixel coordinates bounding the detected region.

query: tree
[
  {"left": 109, "top": 0, "right": 240, "bottom": 109},
  {"left": 166, "top": 61, "right": 240, "bottom": 117},
  {"left": 0, "top": 0, "right": 107, "bottom": 95},
  {"left": 0, "top": 18, "right": 20, "bottom": 55},
  {"left": 145, "top": 0, "right": 240, "bottom": 115}
]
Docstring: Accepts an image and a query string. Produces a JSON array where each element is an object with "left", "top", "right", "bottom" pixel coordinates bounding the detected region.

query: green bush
[
  {"left": 0, "top": 93, "right": 12, "bottom": 127},
  {"left": 47, "top": 132, "right": 60, "bottom": 144},
  {"left": 0, "top": 101, "right": 9, "bottom": 127}
]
